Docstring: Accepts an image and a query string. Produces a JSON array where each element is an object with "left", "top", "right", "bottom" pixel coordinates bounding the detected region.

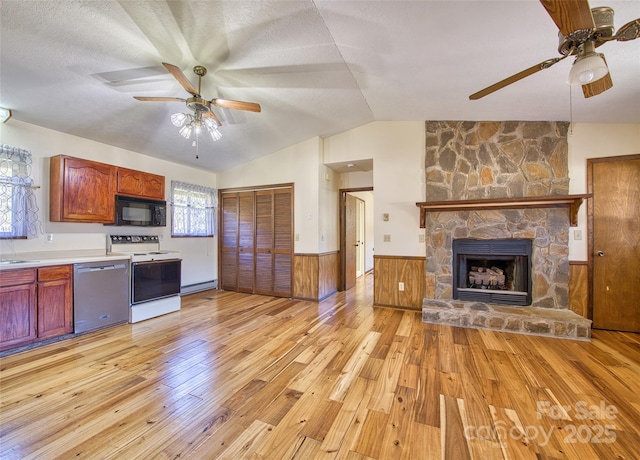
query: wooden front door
[{"left": 589, "top": 155, "right": 640, "bottom": 332}]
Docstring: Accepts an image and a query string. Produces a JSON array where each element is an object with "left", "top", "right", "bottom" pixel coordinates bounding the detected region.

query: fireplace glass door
[{"left": 452, "top": 239, "right": 532, "bottom": 306}]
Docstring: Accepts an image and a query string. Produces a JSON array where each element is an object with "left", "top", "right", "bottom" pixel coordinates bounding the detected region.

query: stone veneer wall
[{"left": 424, "top": 121, "right": 571, "bottom": 310}]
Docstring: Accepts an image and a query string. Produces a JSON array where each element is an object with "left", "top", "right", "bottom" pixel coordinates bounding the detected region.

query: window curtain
[
  {"left": 0, "top": 145, "right": 41, "bottom": 238},
  {"left": 171, "top": 181, "right": 217, "bottom": 237}
]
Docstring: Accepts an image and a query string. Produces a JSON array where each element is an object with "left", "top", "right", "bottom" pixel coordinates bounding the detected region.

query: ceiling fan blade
[
  {"left": 539, "top": 0, "right": 595, "bottom": 37},
  {"left": 211, "top": 98, "right": 261, "bottom": 113},
  {"left": 469, "top": 57, "right": 566, "bottom": 100},
  {"left": 614, "top": 18, "right": 640, "bottom": 41},
  {"left": 162, "top": 62, "right": 198, "bottom": 96},
  {"left": 133, "top": 96, "right": 186, "bottom": 102},
  {"left": 203, "top": 109, "right": 222, "bottom": 127},
  {"left": 582, "top": 56, "right": 613, "bottom": 98}
]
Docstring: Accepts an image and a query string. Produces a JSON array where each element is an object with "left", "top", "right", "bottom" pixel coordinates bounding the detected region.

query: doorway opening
[{"left": 340, "top": 187, "right": 373, "bottom": 291}]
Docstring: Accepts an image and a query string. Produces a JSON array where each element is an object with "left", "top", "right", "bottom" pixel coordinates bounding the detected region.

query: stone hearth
[
  {"left": 422, "top": 121, "right": 592, "bottom": 340},
  {"left": 422, "top": 302, "right": 591, "bottom": 340}
]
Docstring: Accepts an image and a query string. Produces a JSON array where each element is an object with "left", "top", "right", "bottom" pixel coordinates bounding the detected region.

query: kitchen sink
[{"left": 0, "top": 260, "right": 38, "bottom": 265}]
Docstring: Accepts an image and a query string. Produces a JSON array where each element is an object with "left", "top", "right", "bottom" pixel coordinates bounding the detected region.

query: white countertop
[{"left": 0, "top": 251, "right": 131, "bottom": 271}]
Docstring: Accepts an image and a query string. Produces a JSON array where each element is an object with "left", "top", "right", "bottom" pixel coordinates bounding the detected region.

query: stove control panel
[{"left": 110, "top": 235, "right": 159, "bottom": 245}]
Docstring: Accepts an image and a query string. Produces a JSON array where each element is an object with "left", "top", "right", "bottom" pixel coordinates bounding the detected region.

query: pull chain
[{"left": 569, "top": 84, "right": 574, "bottom": 136}]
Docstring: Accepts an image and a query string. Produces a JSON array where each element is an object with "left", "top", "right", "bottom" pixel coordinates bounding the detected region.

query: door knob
[{"left": 597, "top": 251, "right": 605, "bottom": 257}]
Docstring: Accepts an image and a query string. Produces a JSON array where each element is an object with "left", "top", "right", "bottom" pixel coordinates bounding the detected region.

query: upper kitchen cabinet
[
  {"left": 50, "top": 155, "right": 116, "bottom": 223},
  {"left": 116, "top": 167, "right": 165, "bottom": 200}
]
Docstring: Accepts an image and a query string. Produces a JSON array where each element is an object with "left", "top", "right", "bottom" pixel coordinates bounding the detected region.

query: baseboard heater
[{"left": 180, "top": 280, "right": 217, "bottom": 295}]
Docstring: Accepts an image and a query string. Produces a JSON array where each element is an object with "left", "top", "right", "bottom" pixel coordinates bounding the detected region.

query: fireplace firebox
[{"left": 452, "top": 239, "right": 532, "bottom": 306}]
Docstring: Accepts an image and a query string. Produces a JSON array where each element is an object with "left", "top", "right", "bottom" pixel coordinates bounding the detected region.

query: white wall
[
  {"left": 567, "top": 123, "right": 640, "bottom": 260},
  {"left": 218, "top": 137, "right": 330, "bottom": 254},
  {"left": 0, "top": 120, "right": 218, "bottom": 287},
  {"left": 324, "top": 122, "right": 426, "bottom": 257}
]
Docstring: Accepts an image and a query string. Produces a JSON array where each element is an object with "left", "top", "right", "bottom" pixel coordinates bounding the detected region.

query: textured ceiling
[{"left": 1, "top": 0, "right": 639, "bottom": 172}]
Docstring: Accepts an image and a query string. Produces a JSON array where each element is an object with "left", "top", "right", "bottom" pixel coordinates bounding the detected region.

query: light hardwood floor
[{"left": 1, "top": 273, "right": 639, "bottom": 459}]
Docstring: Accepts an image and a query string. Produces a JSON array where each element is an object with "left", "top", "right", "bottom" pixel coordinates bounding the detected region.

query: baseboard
[{"left": 181, "top": 280, "right": 218, "bottom": 295}]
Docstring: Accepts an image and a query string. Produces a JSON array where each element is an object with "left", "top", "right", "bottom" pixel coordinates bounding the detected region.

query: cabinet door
[
  {"left": 37, "top": 265, "right": 73, "bottom": 339},
  {"left": 142, "top": 173, "right": 165, "bottom": 200},
  {"left": 0, "top": 270, "right": 37, "bottom": 351},
  {"left": 116, "top": 167, "right": 144, "bottom": 197},
  {"left": 51, "top": 156, "right": 116, "bottom": 223},
  {"left": 117, "top": 168, "right": 165, "bottom": 200}
]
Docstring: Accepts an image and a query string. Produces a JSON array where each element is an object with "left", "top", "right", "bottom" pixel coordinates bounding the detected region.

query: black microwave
[{"left": 112, "top": 195, "right": 166, "bottom": 227}]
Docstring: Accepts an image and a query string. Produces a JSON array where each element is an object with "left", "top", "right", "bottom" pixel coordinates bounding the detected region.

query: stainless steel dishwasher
[{"left": 74, "top": 259, "right": 130, "bottom": 333}]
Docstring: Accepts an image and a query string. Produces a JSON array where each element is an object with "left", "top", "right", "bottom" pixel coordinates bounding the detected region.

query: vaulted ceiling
[{"left": 1, "top": 1, "right": 639, "bottom": 172}]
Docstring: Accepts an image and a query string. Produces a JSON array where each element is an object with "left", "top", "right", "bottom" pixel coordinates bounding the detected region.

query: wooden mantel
[{"left": 416, "top": 194, "right": 591, "bottom": 228}]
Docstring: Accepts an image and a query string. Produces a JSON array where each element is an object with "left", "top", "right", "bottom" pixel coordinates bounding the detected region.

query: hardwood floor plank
[{"left": 1, "top": 272, "right": 639, "bottom": 459}]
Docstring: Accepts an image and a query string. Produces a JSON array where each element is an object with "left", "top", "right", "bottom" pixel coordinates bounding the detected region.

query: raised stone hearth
[
  {"left": 422, "top": 300, "right": 592, "bottom": 340},
  {"left": 421, "top": 120, "right": 592, "bottom": 340}
]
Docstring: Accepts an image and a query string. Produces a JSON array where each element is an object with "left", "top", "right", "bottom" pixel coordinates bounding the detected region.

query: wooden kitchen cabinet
[
  {"left": 50, "top": 155, "right": 116, "bottom": 223},
  {"left": 0, "top": 269, "right": 37, "bottom": 351},
  {"left": 116, "top": 167, "right": 165, "bottom": 200},
  {"left": 0, "top": 265, "right": 73, "bottom": 351},
  {"left": 37, "top": 265, "right": 73, "bottom": 340}
]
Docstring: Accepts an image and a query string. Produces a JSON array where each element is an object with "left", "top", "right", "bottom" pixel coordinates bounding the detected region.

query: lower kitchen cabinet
[
  {"left": 37, "top": 265, "right": 73, "bottom": 339},
  {"left": 0, "top": 265, "right": 73, "bottom": 351}
]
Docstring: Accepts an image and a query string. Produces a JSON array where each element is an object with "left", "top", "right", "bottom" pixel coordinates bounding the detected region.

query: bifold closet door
[
  {"left": 254, "top": 189, "right": 293, "bottom": 296},
  {"left": 220, "top": 187, "right": 292, "bottom": 297},
  {"left": 237, "top": 192, "right": 256, "bottom": 293},
  {"left": 220, "top": 193, "right": 239, "bottom": 291},
  {"left": 273, "top": 189, "right": 292, "bottom": 297}
]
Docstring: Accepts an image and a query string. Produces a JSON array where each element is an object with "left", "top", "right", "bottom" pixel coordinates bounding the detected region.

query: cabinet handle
[{"left": 596, "top": 251, "right": 605, "bottom": 257}]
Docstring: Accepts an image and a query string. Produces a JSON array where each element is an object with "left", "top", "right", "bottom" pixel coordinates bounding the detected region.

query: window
[
  {"left": 0, "top": 145, "right": 40, "bottom": 239},
  {"left": 171, "top": 181, "right": 217, "bottom": 237}
]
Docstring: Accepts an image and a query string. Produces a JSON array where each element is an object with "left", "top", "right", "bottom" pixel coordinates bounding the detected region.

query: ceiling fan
[
  {"left": 134, "top": 62, "right": 261, "bottom": 129},
  {"left": 470, "top": 0, "right": 640, "bottom": 100}
]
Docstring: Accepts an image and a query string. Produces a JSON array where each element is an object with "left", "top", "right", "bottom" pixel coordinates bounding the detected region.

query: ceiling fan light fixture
[
  {"left": 568, "top": 52, "right": 609, "bottom": 85},
  {"left": 179, "top": 124, "right": 193, "bottom": 139},
  {"left": 170, "top": 112, "right": 188, "bottom": 127},
  {"left": 210, "top": 127, "right": 222, "bottom": 141}
]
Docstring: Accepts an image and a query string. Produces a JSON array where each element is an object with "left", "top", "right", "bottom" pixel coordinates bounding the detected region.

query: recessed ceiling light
[
  {"left": 0, "top": 107, "right": 12, "bottom": 123},
  {"left": 347, "top": 163, "right": 355, "bottom": 168}
]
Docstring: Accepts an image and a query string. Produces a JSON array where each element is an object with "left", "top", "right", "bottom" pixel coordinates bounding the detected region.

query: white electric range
[{"left": 108, "top": 235, "right": 182, "bottom": 323}]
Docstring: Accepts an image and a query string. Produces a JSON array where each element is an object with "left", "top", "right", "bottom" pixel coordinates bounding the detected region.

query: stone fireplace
[{"left": 420, "top": 121, "right": 591, "bottom": 340}]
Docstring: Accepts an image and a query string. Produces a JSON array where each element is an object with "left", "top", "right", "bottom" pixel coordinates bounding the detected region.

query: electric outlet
[
  {"left": 398, "top": 282, "right": 405, "bottom": 291},
  {"left": 45, "top": 233, "right": 54, "bottom": 243},
  {"left": 574, "top": 229, "right": 582, "bottom": 240},
  {"left": 295, "top": 233, "right": 300, "bottom": 241},
  {"left": 383, "top": 234, "right": 391, "bottom": 242},
  {"left": 419, "top": 234, "right": 425, "bottom": 243},
  {"left": 383, "top": 213, "right": 389, "bottom": 222}
]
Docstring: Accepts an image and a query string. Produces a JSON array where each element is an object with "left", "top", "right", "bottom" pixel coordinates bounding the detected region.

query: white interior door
[{"left": 355, "top": 198, "right": 365, "bottom": 278}]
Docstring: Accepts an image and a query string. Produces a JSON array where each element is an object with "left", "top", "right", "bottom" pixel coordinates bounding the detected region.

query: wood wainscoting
[
  {"left": 293, "top": 252, "right": 340, "bottom": 301},
  {"left": 569, "top": 261, "right": 589, "bottom": 318},
  {"left": 374, "top": 255, "right": 426, "bottom": 310}
]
